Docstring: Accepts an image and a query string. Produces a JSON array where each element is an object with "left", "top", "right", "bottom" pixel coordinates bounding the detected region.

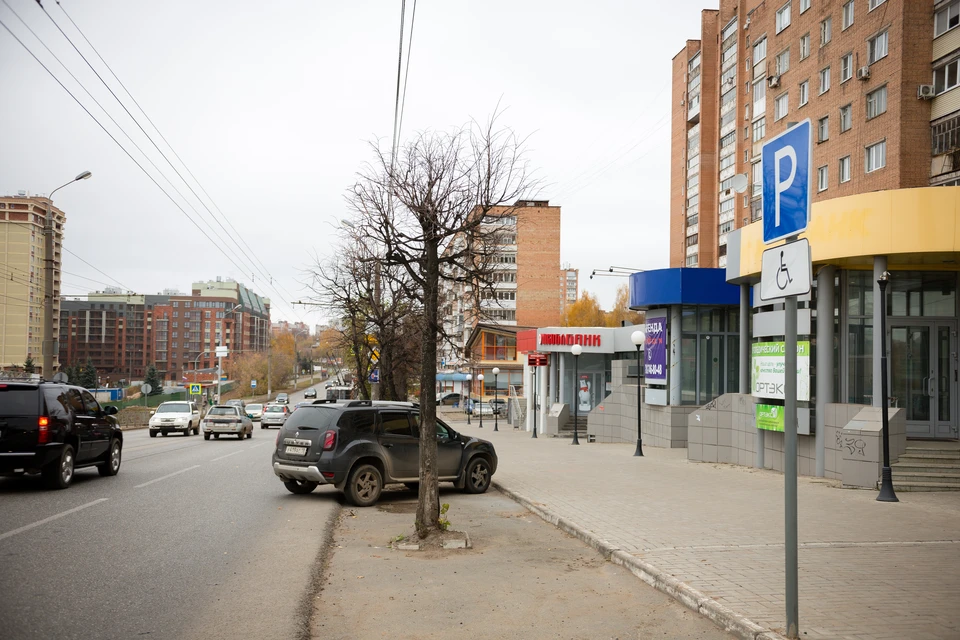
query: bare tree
[{"left": 348, "top": 114, "right": 536, "bottom": 538}]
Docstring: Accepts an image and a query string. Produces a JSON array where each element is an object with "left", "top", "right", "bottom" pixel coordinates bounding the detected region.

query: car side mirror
[
  {"left": 105, "top": 406, "right": 119, "bottom": 416},
  {"left": 150, "top": 410, "right": 156, "bottom": 415}
]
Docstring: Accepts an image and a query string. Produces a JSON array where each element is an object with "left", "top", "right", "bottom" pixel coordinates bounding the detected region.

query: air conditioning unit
[
  {"left": 919, "top": 84, "right": 936, "bottom": 99},
  {"left": 856, "top": 66, "right": 871, "bottom": 80},
  {"left": 768, "top": 75, "right": 781, "bottom": 88}
]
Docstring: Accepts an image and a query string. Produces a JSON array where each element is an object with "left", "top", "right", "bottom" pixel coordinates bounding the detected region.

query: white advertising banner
[{"left": 751, "top": 341, "right": 810, "bottom": 402}]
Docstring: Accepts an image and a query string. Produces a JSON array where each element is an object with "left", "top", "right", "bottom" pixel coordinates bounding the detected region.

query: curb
[{"left": 493, "top": 481, "right": 787, "bottom": 640}]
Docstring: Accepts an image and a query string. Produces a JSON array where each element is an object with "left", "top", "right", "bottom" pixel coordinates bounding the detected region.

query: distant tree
[
  {"left": 563, "top": 291, "right": 607, "bottom": 327},
  {"left": 605, "top": 284, "right": 645, "bottom": 328},
  {"left": 144, "top": 365, "right": 163, "bottom": 395},
  {"left": 23, "top": 357, "right": 36, "bottom": 374},
  {"left": 77, "top": 360, "right": 98, "bottom": 389}
]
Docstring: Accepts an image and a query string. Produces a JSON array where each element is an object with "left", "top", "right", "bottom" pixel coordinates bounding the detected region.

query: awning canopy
[{"left": 436, "top": 373, "right": 470, "bottom": 381}]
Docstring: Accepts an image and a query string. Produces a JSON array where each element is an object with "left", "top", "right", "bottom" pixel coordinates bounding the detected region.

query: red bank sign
[{"left": 538, "top": 333, "right": 602, "bottom": 347}]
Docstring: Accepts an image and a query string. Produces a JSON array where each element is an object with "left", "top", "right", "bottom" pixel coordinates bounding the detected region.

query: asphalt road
[{"left": 0, "top": 381, "right": 341, "bottom": 640}]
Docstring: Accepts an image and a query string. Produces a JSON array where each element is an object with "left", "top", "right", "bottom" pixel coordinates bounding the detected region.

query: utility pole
[{"left": 267, "top": 334, "right": 272, "bottom": 401}]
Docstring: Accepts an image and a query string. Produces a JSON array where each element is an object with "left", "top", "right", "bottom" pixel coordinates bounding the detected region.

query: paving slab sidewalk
[{"left": 445, "top": 418, "right": 960, "bottom": 640}]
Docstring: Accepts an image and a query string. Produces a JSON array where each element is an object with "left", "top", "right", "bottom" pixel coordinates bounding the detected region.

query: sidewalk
[{"left": 446, "top": 418, "right": 960, "bottom": 640}]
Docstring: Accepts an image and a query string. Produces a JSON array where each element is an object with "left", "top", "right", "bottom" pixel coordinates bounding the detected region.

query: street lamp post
[
  {"left": 43, "top": 171, "right": 92, "bottom": 377},
  {"left": 571, "top": 344, "right": 582, "bottom": 445},
  {"left": 465, "top": 373, "right": 472, "bottom": 425},
  {"left": 531, "top": 365, "right": 538, "bottom": 439},
  {"left": 876, "top": 272, "right": 899, "bottom": 503},
  {"left": 477, "top": 374, "right": 484, "bottom": 428},
  {"left": 631, "top": 330, "right": 645, "bottom": 457},
  {"left": 492, "top": 367, "right": 500, "bottom": 431}
]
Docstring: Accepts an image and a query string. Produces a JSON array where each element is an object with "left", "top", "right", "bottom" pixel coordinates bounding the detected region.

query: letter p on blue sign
[{"left": 762, "top": 120, "right": 812, "bottom": 244}]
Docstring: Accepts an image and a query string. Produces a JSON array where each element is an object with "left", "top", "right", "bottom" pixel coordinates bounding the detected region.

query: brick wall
[{"left": 516, "top": 203, "right": 562, "bottom": 327}]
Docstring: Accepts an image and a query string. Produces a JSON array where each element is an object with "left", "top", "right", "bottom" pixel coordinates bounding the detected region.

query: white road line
[
  {"left": 0, "top": 498, "right": 109, "bottom": 542},
  {"left": 210, "top": 450, "right": 244, "bottom": 462},
  {"left": 135, "top": 465, "right": 200, "bottom": 489}
]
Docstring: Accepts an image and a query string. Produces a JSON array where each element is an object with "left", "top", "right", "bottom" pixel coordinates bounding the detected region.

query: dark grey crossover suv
[{"left": 271, "top": 400, "right": 497, "bottom": 506}]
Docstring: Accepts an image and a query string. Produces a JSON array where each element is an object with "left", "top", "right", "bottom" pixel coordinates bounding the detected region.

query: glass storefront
[{"left": 681, "top": 305, "right": 740, "bottom": 405}]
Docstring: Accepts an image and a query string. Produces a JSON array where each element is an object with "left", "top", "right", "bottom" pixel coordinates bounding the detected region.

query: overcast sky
[{"left": 0, "top": 0, "right": 709, "bottom": 324}]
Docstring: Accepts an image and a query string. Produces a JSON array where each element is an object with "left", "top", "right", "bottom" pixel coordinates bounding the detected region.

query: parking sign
[{"left": 762, "top": 120, "right": 812, "bottom": 244}]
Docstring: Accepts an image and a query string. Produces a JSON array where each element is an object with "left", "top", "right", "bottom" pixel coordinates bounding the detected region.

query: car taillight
[
  {"left": 322, "top": 430, "right": 336, "bottom": 451},
  {"left": 38, "top": 416, "right": 50, "bottom": 444}
]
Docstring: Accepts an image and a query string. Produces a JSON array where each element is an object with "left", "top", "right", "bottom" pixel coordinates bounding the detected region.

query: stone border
[{"left": 493, "top": 481, "right": 786, "bottom": 640}]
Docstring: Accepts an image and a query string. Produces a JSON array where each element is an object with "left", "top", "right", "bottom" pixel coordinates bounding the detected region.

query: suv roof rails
[
  {"left": 345, "top": 400, "right": 372, "bottom": 408},
  {"left": 0, "top": 372, "right": 44, "bottom": 382},
  {"left": 311, "top": 399, "right": 335, "bottom": 404}
]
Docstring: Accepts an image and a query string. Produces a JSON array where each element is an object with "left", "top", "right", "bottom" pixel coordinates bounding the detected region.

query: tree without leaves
[{"left": 348, "top": 113, "right": 536, "bottom": 538}]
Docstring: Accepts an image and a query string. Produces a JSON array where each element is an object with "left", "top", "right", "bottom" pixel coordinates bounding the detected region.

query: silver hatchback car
[{"left": 260, "top": 404, "right": 291, "bottom": 429}]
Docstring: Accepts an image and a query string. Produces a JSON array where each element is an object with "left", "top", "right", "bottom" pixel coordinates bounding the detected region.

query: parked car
[
  {"left": 202, "top": 405, "right": 253, "bottom": 440},
  {"left": 473, "top": 402, "right": 496, "bottom": 416},
  {"left": 275, "top": 393, "right": 289, "bottom": 405},
  {"left": 226, "top": 398, "right": 246, "bottom": 411},
  {"left": 271, "top": 399, "right": 498, "bottom": 506},
  {"left": 149, "top": 401, "right": 202, "bottom": 437},
  {"left": 0, "top": 378, "right": 123, "bottom": 489},
  {"left": 246, "top": 403, "right": 264, "bottom": 421},
  {"left": 436, "top": 392, "right": 462, "bottom": 406},
  {"left": 261, "top": 403, "right": 291, "bottom": 428},
  {"left": 304, "top": 388, "right": 317, "bottom": 399},
  {"left": 490, "top": 398, "right": 506, "bottom": 415}
]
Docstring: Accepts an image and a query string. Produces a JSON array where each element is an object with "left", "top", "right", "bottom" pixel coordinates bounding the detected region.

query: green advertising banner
[
  {"left": 751, "top": 341, "right": 811, "bottom": 401},
  {"left": 756, "top": 403, "right": 785, "bottom": 432}
]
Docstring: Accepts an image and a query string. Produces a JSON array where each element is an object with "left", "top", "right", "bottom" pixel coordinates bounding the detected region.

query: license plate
[{"left": 285, "top": 446, "right": 307, "bottom": 456}]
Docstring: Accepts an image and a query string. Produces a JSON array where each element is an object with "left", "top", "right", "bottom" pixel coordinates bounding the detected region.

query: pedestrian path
[{"left": 447, "top": 418, "right": 960, "bottom": 640}]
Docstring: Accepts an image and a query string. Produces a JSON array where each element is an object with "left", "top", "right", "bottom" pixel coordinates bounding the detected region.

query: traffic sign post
[
  {"left": 761, "top": 119, "right": 812, "bottom": 639},
  {"left": 251, "top": 379, "right": 257, "bottom": 389},
  {"left": 189, "top": 383, "right": 202, "bottom": 395}
]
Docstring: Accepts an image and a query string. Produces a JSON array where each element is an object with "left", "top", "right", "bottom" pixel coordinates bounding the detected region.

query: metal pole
[
  {"left": 784, "top": 293, "right": 799, "bottom": 638},
  {"left": 531, "top": 366, "right": 537, "bottom": 438},
  {"left": 42, "top": 202, "right": 55, "bottom": 377},
  {"left": 493, "top": 372, "right": 499, "bottom": 431},
  {"left": 739, "top": 284, "right": 750, "bottom": 393},
  {"left": 267, "top": 337, "right": 272, "bottom": 402},
  {"left": 572, "top": 354, "right": 580, "bottom": 445},
  {"left": 478, "top": 373, "right": 484, "bottom": 429},
  {"left": 217, "top": 354, "right": 222, "bottom": 405},
  {"left": 876, "top": 273, "right": 899, "bottom": 502},
  {"left": 634, "top": 343, "right": 644, "bottom": 456},
  {"left": 815, "top": 266, "right": 835, "bottom": 477}
]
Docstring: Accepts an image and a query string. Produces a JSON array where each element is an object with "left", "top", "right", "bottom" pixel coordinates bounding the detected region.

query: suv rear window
[
  {"left": 283, "top": 406, "right": 339, "bottom": 430},
  {"left": 0, "top": 387, "right": 40, "bottom": 416}
]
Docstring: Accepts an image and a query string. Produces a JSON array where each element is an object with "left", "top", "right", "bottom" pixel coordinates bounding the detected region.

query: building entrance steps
[
  {"left": 443, "top": 418, "right": 960, "bottom": 640},
  {"left": 893, "top": 445, "right": 960, "bottom": 491}
]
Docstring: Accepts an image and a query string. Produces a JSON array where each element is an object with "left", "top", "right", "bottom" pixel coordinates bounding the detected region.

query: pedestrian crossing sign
[{"left": 189, "top": 383, "right": 202, "bottom": 395}]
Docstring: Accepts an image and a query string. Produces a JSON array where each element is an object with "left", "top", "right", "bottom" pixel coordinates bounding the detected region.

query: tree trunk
[{"left": 416, "top": 240, "right": 441, "bottom": 539}]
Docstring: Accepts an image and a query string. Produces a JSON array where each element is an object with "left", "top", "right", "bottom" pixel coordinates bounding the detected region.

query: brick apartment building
[
  {"left": 0, "top": 194, "right": 65, "bottom": 375},
  {"left": 671, "top": 0, "right": 955, "bottom": 269},
  {"left": 438, "top": 199, "right": 563, "bottom": 370}
]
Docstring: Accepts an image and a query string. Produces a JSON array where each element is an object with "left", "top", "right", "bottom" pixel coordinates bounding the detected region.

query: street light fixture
[
  {"left": 631, "top": 330, "right": 645, "bottom": 457},
  {"left": 43, "top": 171, "right": 92, "bottom": 377},
  {"left": 465, "top": 373, "right": 472, "bottom": 425},
  {"left": 876, "top": 271, "right": 899, "bottom": 503},
  {"left": 492, "top": 367, "right": 500, "bottom": 431},
  {"left": 571, "top": 344, "right": 583, "bottom": 445},
  {"left": 477, "top": 374, "right": 484, "bottom": 429}
]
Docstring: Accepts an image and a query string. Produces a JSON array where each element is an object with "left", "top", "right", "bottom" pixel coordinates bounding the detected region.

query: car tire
[
  {"left": 345, "top": 464, "right": 383, "bottom": 507},
  {"left": 463, "top": 457, "right": 492, "bottom": 494},
  {"left": 247, "top": 430, "right": 252, "bottom": 439},
  {"left": 98, "top": 439, "right": 122, "bottom": 477},
  {"left": 238, "top": 432, "right": 244, "bottom": 440},
  {"left": 149, "top": 430, "right": 157, "bottom": 438},
  {"left": 214, "top": 434, "right": 220, "bottom": 440},
  {"left": 185, "top": 422, "right": 192, "bottom": 436},
  {"left": 194, "top": 425, "right": 200, "bottom": 435},
  {"left": 162, "top": 431, "right": 168, "bottom": 437},
  {"left": 42, "top": 444, "right": 75, "bottom": 490},
  {"left": 204, "top": 433, "right": 211, "bottom": 440},
  {"left": 284, "top": 480, "right": 318, "bottom": 494}
]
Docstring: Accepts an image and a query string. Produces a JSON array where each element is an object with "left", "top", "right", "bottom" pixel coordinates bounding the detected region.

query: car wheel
[
  {"left": 238, "top": 432, "right": 245, "bottom": 440},
  {"left": 463, "top": 457, "right": 492, "bottom": 494},
  {"left": 42, "top": 444, "right": 75, "bottom": 490},
  {"left": 98, "top": 439, "right": 122, "bottom": 477},
  {"left": 284, "top": 480, "right": 318, "bottom": 494},
  {"left": 345, "top": 464, "right": 383, "bottom": 507},
  {"left": 149, "top": 430, "right": 157, "bottom": 438},
  {"left": 247, "top": 430, "right": 252, "bottom": 439},
  {"left": 261, "top": 425, "right": 266, "bottom": 429},
  {"left": 162, "top": 431, "right": 168, "bottom": 437},
  {"left": 214, "top": 434, "right": 220, "bottom": 440},
  {"left": 185, "top": 423, "right": 192, "bottom": 436},
  {"left": 204, "top": 433, "right": 211, "bottom": 441},
  {"left": 194, "top": 425, "right": 200, "bottom": 435}
]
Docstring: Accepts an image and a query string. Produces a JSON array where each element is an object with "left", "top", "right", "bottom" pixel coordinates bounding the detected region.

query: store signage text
[{"left": 539, "top": 333, "right": 602, "bottom": 347}]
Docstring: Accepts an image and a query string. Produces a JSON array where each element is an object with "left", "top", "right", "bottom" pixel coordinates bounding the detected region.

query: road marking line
[
  {"left": 135, "top": 465, "right": 200, "bottom": 488},
  {"left": 210, "top": 450, "right": 244, "bottom": 462},
  {"left": 0, "top": 498, "right": 109, "bottom": 542}
]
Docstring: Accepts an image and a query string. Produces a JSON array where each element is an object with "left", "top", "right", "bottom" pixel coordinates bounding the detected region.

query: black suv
[
  {"left": 271, "top": 400, "right": 497, "bottom": 506},
  {"left": 0, "top": 379, "right": 123, "bottom": 489}
]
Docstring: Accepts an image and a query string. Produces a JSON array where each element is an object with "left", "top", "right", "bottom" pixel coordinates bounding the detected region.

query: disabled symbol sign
[{"left": 760, "top": 239, "right": 812, "bottom": 301}]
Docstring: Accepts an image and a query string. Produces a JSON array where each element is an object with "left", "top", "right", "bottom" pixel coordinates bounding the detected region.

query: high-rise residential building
[
  {"left": 438, "top": 199, "right": 562, "bottom": 370},
  {"left": 0, "top": 194, "right": 65, "bottom": 375},
  {"left": 671, "top": 0, "right": 941, "bottom": 269},
  {"left": 561, "top": 265, "right": 579, "bottom": 316}
]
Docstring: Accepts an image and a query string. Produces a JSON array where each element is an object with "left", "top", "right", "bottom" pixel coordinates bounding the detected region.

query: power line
[
  {"left": 390, "top": 0, "right": 406, "bottom": 166},
  {"left": 396, "top": 0, "right": 417, "bottom": 146}
]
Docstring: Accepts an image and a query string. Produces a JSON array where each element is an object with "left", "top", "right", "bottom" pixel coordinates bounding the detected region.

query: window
[
  {"left": 753, "top": 38, "right": 767, "bottom": 63},
  {"left": 776, "top": 2, "right": 792, "bottom": 33},
  {"left": 686, "top": 234, "right": 699, "bottom": 247},
  {"left": 818, "top": 116, "right": 829, "bottom": 142},
  {"left": 752, "top": 161, "right": 763, "bottom": 195},
  {"left": 866, "top": 85, "right": 887, "bottom": 118},
  {"left": 799, "top": 80, "right": 809, "bottom": 106},
  {"left": 719, "top": 220, "right": 735, "bottom": 234},
  {"left": 800, "top": 33, "right": 810, "bottom": 59},
  {"left": 842, "top": 1, "right": 854, "bottom": 29},
  {"left": 934, "top": 59, "right": 960, "bottom": 94},
  {"left": 865, "top": 140, "right": 886, "bottom": 172},
  {"left": 819, "top": 66, "right": 831, "bottom": 94},
  {"left": 839, "top": 155, "right": 851, "bottom": 183},
  {"left": 753, "top": 78, "right": 766, "bottom": 102},
  {"left": 380, "top": 412, "right": 413, "bottom": 437},
  {"left": 840, "top": 53, "right": 853, "bottom": 82},
  {"left": 936, "top": 0, "right": 960, "bottom": 37},
  {"left": 776, "top": 49, "right": 790, "bottom": 74},
  {"left": 840, "top": 104, "right": 852, "bottom": 131},
  {"left": 868, "top": 30, "right": 888, "bottom": 64},
  {"left": 868, "top": 0, "right": 885, "bottom": 9},
  {"left": 752, "top": 116, "right": 766, "bottom": 142},
  {"left": 821, "top": 17, "right": 832, "bottom": 45},
  {"left": 775, "top": 93, "right": 789, "bottom": 120},
  {"left": 818, "top": 165, "right": 829, "bottom": 191},
  {"left": 720, "top": 131, "right": 736, "bottom": 148},
  {"left": 800, "top": 0, "right": 810, "bottom": 13}
]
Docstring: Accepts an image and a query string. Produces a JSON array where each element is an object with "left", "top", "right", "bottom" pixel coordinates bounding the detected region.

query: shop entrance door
[{"left": 889, "top": 321, "right": 958, "bottom": 439}]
